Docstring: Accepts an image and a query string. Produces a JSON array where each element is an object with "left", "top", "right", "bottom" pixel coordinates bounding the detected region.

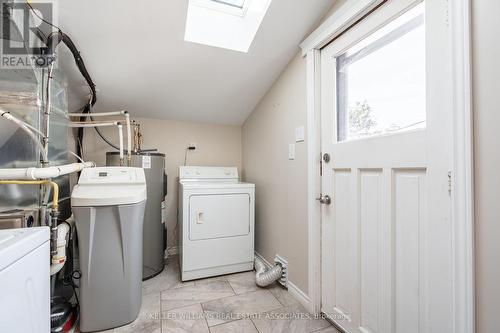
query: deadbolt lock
[{"left": 323, "top": 153, "right": 331, "bottom": 163}]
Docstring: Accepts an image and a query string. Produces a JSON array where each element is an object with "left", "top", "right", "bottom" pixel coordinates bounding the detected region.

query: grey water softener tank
[
  {"left": 107, "top": 151, "right": 167, "bottom": 279},
  {"left": 72, "top": 167, "right": 147, "bottom": 332}
]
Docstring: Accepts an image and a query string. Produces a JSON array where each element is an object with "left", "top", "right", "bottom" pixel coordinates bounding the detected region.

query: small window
[
  {"left": 211, "top": 0, "right": 246, "bottom": 8},
  {"left": 336, "top": 3, "right": 426, "bottom": 142}
]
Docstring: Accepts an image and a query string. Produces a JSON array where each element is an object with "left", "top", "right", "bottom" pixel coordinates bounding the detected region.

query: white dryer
[{"left": 178, "top": 166, "right": 255, "bottom": 281}]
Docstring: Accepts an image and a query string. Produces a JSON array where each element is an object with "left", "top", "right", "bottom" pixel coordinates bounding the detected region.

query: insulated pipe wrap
[{"left": 255, "top": 257, "right": 283, "bottom": 287}]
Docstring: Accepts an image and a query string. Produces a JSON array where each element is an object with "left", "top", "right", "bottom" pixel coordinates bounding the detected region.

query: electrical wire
[
  {"left": 26, "top": 3, "right": 122, "bottom": 157},
  {"left": 26, "top": 2, "right": 62, "bottom": 32},
  {"left": 94, "top": 126, "right": 120, "bottom": 150},
  {"left": 62, "top": 269, "right": 81, "bottom": 308},
  {"left": 184, "top": 146, "right": 197, "bottom": 166}
]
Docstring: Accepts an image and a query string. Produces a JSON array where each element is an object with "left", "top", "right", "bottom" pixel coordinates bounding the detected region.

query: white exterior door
[{"left": 320, "top": 1, "right": 453, "bottom": 333}]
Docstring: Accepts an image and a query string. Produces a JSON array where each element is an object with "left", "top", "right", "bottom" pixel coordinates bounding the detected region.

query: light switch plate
[
  {"left": 288, "top": 144, "right": 295, "bottom": 160},
  {"left": 295, "top": 126, "right": 305, "bottom": 142}
]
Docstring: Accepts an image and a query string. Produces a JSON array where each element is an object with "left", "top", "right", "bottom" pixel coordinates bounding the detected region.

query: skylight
[{"left": 184, "top": 0, "right": 273, "bottom": 53}]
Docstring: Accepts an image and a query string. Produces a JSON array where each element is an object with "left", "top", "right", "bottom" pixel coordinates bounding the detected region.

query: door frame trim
[
  {"left": 306, "top": 48, "right": 322, "bottom": 314},
  {"left": 302, "top": 1, "right": 474, "bottom": 332}
]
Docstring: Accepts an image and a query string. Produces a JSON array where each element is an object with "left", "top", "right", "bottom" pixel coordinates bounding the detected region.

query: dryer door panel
[{"left": 189, "top": 194, "right": 250, "bottom": 241}]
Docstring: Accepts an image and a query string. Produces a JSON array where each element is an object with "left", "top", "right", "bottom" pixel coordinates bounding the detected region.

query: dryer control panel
[{"left": 179, "top": 166, "right": 238, "bottom": 180}]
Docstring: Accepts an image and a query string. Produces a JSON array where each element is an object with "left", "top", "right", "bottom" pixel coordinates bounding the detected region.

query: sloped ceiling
[{"left": 58, "top": 0, "right": 335, "bottom": 125}]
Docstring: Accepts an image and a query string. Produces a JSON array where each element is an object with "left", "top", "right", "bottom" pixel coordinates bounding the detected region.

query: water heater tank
[{"left": 106, "top": 152, "right": 167, "bottom": 280}]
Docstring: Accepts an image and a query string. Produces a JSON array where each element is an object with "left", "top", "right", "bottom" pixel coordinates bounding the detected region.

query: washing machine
[
  {"left": 0, "top": 227, "right": 50, "bottom": 333},
  {"left": 178, "top": 166, "right": 255, "bottom": 281}
]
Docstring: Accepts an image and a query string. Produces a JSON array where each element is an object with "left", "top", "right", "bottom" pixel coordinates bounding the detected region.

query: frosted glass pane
[{"left": 336, "top": 3, "right": 426, "bottom": 142}]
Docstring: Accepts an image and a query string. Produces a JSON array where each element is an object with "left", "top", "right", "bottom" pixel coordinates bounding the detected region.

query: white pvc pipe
[
  {"left": 68, "top": 150, "right": 85, "bottom": 163},
  {"left": 68, "top": 121, "right": 125, "bottom": 165},
  {"left": 67, "top": 110, "right": 126, "bottom": 117},
  {"left": 118, "top": 124, "right": 124, "bottom": 165},
  {"left": 18, "top": 119, "right": 45, "bottom": 137},
  {"left": 67, "top": 121, "right": 119, "bottom": 128},
  {"left": 50, "top": 223, "right": 70, "bottom": 276},
  {"left": 0, "top": 162, "right": 95, "bottom": 180},
  {"left": 68, "top": 111, "right": 132, "bottom": 162},
  {"left": 0, "top": 110, "right": 48, "bottom": 162},
  {"left": 125, "top": 112, "right": 131, "bottom": 163}
]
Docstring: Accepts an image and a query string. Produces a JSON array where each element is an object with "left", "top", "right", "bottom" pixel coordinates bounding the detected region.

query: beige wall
[
  {"left": 80, "top": 117, "right": 242, "bottom": 250},
  {"left": 472, "top": 1, "right": 500, "bottom": 332},
  {"left": 242, "top": 53, "right": 309, "bottom": 293},
  {"left": 240, "top": 0, "right": 346, "bottom": 296}
]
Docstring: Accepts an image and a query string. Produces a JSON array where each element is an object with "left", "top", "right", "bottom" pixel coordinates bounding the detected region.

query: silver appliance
[
  {"left": 106, "top": 152, "right": 167, "bottom": 280},
  {"left": 0, "top": 209, "right": 39, "bottom": 229},
  {"left": 0, "top": 67, "right": 71, "bottom": 222}
]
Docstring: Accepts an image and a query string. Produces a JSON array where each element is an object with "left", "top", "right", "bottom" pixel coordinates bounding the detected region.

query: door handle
[
  {"left": 316, "top": 195, "right": 332, "bottom": 205},
  {"left": 197, "top": 212, "right": 204, "bottom": 224}
]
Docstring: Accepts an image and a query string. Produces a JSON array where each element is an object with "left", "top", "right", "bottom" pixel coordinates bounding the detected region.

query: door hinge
[
  {"left": 448, "top": 171, "right": 452, "bottom": 194},
  {"left": 316, "top": 194, "right": 332, "bottom": 205},
  {"left": 319, "top": 153, "right": 323, "bottom": 176}
]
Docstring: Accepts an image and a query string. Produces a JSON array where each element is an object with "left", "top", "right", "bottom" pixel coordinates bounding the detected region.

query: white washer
[
  {"left": 0, "top": 227, "right": 50, "bottom": 333},
  {"left": 179, "top": 166, "right": 255, "bottom": 281}
]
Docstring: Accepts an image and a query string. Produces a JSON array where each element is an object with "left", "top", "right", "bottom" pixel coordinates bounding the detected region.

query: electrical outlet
[{"left": 274, "top": 255, "right": 288, "bottom": 288}]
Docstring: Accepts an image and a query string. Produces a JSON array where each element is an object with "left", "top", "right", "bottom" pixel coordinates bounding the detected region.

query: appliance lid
[
  {"left": 179, "top": 166, "right": 239, "bottom": 181},
  {"left": 78, "top": 167, "right": 146, "bottom": 185},
  {"left": 72, "top": 167, "right": 147, "bottom": 206},
  {"left": 71, "top": 185, "right": 147, "bottom": 207},
  {"left": 0, "top": 227, "right": 49, "bottom": 271}
]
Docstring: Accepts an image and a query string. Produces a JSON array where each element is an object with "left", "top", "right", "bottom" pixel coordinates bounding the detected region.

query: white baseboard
[
  {"left": 288, "top": 281, "right": 312, "bottom": 312},
  {"left": 255, "top": 251, "right": 311, "bottom": 311}
]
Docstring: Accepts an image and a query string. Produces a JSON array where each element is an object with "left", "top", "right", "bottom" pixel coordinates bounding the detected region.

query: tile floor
[{"left": 78, "top": 256, "right": 341, "bottom": 333}]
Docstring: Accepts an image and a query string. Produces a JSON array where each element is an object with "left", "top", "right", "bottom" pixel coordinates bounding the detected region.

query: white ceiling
[{"left": 58, "top": 0, "right": 335, "bottom": 125}]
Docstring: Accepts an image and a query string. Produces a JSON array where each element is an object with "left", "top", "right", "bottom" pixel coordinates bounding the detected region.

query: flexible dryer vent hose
[{"left": 255, "top": 257, "right": 283, "bottom": 288}]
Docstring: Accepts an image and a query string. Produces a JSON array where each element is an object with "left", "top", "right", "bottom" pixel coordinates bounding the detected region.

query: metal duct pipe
[
  {"left": 0, "top": 180, "right": 59, "bottom": 254},
  {"left": 255, "top": 256, "right": 283, "bottom": 287}
]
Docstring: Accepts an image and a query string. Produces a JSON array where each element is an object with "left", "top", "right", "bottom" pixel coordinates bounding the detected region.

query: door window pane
[{"left": 336, "top": 3, "right": 425, "bottom": 142}]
